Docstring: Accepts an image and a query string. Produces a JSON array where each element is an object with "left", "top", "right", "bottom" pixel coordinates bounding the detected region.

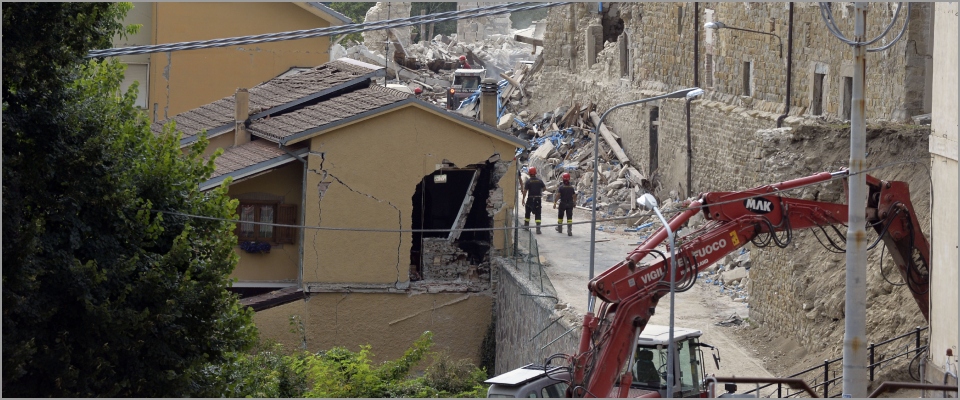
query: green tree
[{"left": 3, "top": 3, "right": 257, "bottom": 396}]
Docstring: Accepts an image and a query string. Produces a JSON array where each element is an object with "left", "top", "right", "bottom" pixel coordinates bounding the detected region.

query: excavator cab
[{"left": 627, "top": 325, "right": 715, "bottom": 398}]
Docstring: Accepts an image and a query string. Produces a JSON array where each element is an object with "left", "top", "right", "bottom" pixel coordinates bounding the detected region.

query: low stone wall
[{"left": 492, "top": 256, "right": 582, "bottom": 375}]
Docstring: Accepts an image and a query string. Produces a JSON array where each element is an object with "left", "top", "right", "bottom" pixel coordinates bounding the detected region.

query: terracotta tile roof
[
  {"left": 153, "top": 59, "right": 382, "bottom": 139},
  {"left": 211, "top": 140, "right": 288, "bottom": 179},
  {"left": 249, "top": 84, "right": 412, "bottom": 142}
]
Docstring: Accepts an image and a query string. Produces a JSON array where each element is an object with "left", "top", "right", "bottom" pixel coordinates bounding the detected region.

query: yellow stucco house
[
  {"left": 153, "top": 58, "right": 526, "bottom": 363},
  {"left": 114, "top": 2, "right": 351, "bottom": 120}
]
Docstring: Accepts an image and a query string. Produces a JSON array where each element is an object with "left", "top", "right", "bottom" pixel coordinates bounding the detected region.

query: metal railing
[{"left": 740, "top": 326, "right": 928, "bottom": 398}]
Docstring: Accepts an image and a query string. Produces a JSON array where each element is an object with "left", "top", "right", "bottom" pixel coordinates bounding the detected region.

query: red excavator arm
[{"left": 567, "top": 170, "right": 929, "bottom": 398}]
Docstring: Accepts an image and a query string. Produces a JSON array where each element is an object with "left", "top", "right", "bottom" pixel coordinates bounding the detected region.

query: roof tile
[
  {"left": 210, "top": 140, "right": 289, "bottom": 179},
  {"left": 153, "top": 60, "right": 382, "bottom": 138}
]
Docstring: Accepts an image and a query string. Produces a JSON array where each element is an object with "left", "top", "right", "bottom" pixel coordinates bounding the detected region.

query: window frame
[
  {"left": 237, "top": 201, "right": 277, "bottom": 242},
  {"left": 236, "top": 201, "right": 298, "bottom": 245}
]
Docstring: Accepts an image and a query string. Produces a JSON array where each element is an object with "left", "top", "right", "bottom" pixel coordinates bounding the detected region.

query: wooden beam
[{"left": 589, "top": 111, "right": 631, "bottom": 166}]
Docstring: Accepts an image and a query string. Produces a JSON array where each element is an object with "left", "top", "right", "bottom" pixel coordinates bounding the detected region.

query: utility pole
[{"left": 842, "top": 3, "right": 868, "bottom": 397}]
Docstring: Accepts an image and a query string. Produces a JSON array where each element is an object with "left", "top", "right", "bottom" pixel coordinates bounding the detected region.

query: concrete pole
[{"left": 842, "top": 2, "right": 868, "bottom": 398}]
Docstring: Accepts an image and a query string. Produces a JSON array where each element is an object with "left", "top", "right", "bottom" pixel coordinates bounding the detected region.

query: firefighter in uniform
[
  {"left": 553, "top": 172, "right": 577, "bottom": 236},
  {"left": 522, "top": 167, "right": 546, "bottom": 234}
]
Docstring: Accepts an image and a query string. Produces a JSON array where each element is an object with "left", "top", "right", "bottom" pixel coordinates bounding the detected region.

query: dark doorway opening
[
  {"left": 601, "top": 4, "right": 625, "bottom": 43},
  {"left": 410, "top": 162, "right": 495, "bottom": 280}
]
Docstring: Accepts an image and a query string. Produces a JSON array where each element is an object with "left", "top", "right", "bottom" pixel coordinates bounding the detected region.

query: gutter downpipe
[
  {"left": 776, "top": 3, "right": 795, "bottom": 128},
  {"left": 842, "top": 3, "right": 868, "bottom": 397},
  {"left": 688, "top": 2, "right": 699, "bottom": 198}
]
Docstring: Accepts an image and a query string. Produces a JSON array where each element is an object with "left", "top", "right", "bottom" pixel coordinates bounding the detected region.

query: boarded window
[
  {"left": 842, "top": 76, "right": 853, "bottom": 120},
  {"left": 812, "top": 73, "right": 826, "bottom": 115},
  {"left": 743, "top": 61, "right": 752, "bottom": 96}
]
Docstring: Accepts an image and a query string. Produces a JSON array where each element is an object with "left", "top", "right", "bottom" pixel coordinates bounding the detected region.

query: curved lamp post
[
  {"left": 587, "top": 87, "right": 702, "bottom": 311},
  {"left": 705, "top": 21, "right": 783, "bottom": 58}
]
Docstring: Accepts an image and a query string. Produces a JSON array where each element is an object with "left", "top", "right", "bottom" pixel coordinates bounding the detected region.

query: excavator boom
[{"left": 569, "top": 170, "right": 930, "bottom": 397}]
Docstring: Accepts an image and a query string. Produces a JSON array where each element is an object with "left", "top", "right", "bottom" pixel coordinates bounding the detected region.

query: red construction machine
[{"left": 486, "top": 170, "right": 930, "bottom": 398}]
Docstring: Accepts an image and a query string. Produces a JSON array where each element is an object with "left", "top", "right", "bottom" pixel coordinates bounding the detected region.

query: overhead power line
[{"left": 88, "top": 2, "right": 570, "bottom": 58}]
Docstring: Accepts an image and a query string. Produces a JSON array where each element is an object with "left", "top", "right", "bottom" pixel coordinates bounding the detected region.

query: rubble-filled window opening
[
  {"left": 742, "top": 61, "right": 753, "bottom": 96},
  {"left": 601, "top": 4, "right": 624, "bottom": 43},
  {"left": 842, "top": 76, "right": 853, "bottom": 120},
  {"left": 812, "top": 72, "right": 826, "bottom": 115},
  {"left": 649, "top": 107, "right": 660, "bottom": 177},
  {"left": 410, "top": 163, "right": 494, "bottom": 280}
]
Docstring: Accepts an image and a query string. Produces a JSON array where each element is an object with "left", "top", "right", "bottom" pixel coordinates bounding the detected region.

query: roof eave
[
  {"left": 199, "top": 147, "right": 308, "bottom": 191},
  {"left": 296, "top": 2, "right": 352, "bottom": 25},
  {"left": 275, "top": 98, "right": 528, "bottom": 150}
]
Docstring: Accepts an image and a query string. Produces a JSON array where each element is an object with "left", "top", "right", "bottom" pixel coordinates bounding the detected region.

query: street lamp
[
  {"left": 705, "top": 21, "right": 783, "bottom": 58},
  {"left": 637, "top": 193, "right": 679, "bottom": 398},
  {"left": 586, "top": 87, "right": 702, "bottom": 311}
]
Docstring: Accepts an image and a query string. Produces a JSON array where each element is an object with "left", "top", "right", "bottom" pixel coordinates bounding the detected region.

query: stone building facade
[{"left": 523, "top": 2, "right": 936, "bottom": 359}]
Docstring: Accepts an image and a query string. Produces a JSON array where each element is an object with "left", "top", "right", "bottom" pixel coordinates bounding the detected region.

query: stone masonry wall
[
  {"left": 493, "top": 257, "right": 581, "bottom": 375},
  {"left": 535, "top": 3, "right": 931, "bottom": 123},
  {"left": 522, "top": 2, "right": 934, "bottom": 359}
]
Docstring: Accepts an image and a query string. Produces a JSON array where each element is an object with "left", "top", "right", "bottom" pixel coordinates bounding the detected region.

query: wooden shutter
[{"left": 276, "top": 204, "right": 298, "bottom": 244}]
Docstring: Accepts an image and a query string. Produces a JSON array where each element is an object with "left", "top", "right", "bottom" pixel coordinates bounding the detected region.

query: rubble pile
[
  {"left": 700, "top": 249, "right": 752, "bottom": 303},
  {"left": 513, "top": 101, "right": 660, "bottom": 227},
  {"left": 332, "top": 31, "right": 538, "bottom": 108}
]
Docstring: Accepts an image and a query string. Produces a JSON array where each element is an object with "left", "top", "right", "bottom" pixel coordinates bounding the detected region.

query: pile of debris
[
  {"left": 701, "top": 249, "right": 752, "bottom": 303},
  {"left": 331, "top": 31, "right": 538, "bottom": 109},
  {"left": 511, "top": 100, "right": 660, "bottom": 226}
]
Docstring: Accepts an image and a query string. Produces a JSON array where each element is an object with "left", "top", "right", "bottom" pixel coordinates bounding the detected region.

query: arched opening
[{"left": 601, "top": 4, "right": 625, "bottom": 43}]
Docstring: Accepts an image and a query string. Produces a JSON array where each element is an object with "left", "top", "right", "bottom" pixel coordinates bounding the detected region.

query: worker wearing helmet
[
  {"left": 521, "top": 166, "right": 546, "bottom": 234},
  {"left": 459, "top": 55, "right": 472, "bottom": 69},
  {"left": 553, "top": 172, "right": 577, "bottom": 236}
]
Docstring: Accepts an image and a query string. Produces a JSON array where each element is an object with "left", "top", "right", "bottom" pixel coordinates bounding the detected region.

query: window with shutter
[{"left": 276, "top": 204, "right": 298, "bottom": 244}]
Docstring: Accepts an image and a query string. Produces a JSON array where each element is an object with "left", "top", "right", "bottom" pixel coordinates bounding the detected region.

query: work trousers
[
  {"left": 524, "top": 196, "right": 542, "bottom": 225},
  {"left": 557, "top": 205, "right": 573, "bottom": 224}
]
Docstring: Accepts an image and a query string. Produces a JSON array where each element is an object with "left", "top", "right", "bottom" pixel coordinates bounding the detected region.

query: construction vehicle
[
  {"left": 446, "top": 68, "right": 486, "bottom": 109},
  {"left": 486, "top": 170, "right": 930, "bottom": 397},
  {"left": 487, "top": 325, "right": 721, "bottom": 398}
]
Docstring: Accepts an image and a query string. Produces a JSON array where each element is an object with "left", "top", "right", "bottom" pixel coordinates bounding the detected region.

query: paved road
[{"left": 529, "top": 205, "right": 779, "bottom": 393}]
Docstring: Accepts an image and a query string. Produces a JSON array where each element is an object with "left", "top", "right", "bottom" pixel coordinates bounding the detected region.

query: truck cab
[
  {"left": 446, "top": 68, "right": 486, "bottom": 109},
  {"left": 486, "top": 325, "right": 717, "bottom": 398}
]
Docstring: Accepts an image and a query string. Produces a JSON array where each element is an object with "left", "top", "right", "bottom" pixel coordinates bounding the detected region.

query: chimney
[
  {"left": 234, "top": 88, "right": 250, "bottom": 147},
  {"left": 479, "top": 78, "right": 498, "bottom": 127}
]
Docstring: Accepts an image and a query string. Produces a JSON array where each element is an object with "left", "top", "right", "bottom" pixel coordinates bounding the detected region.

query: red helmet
[
  {"left": 459, "top": 55, "right": 467, "bottom": 61},
  {"left": 414, "top": 87, "right": 423, "bottom": 95},
  {"left": 562, "top": 172, "right": 571, "bottom": 182},
  {"left": 528, "top": 167, "right": 537, "bottom": 176}
]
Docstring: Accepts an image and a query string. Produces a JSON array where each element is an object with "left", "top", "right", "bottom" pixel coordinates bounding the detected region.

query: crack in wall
[
  {"left": 324, "top": 169, "right": 404, "bottom": 286},
  {"left": 307, "top": 152, "right": 328, "bottom": 283}
]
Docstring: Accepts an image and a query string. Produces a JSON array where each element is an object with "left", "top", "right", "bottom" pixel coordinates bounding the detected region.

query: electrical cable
[
  {"left": 87, "top": 2, "right": 570, "bottom": 58},
  {"left": 817, "top": 2, "right": 910, "bottom": 52}
]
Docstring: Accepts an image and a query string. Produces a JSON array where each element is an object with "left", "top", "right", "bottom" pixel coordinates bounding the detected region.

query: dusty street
[{"left": 530, "top": 205, "right": 784, "bottom": 397}]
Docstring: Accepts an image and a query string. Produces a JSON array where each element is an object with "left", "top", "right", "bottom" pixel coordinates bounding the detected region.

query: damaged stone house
[
  {"left": 523, "top": 1, "right": 953, "bottom": 382},
  {"left": 152, "top": 58, "right": 526, "bottom": 363}
]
